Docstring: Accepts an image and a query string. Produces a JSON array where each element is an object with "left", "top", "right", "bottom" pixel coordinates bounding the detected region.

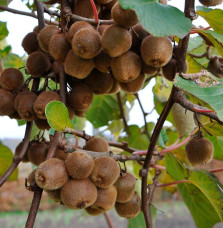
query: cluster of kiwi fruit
[{"left": 26, "top": 137, "right": 141, "bottom": 218}]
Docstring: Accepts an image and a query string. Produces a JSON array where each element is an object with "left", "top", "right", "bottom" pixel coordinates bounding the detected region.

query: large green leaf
[
  {"left": 179, "top": 183, "right": 221, "bottom": 228},
  {"left": 3, "top": 53, "right": 24, "bottom": 68},
  {"left": 0, "top": 21, "right": 8, "bottom": 40},
  {"left": 164, "top": 152, "right": 188, "bottom": 181},
  {"left": 174, "top": 75, "right": 223, "bottom": 122},
  {"left": 119, "top": 0, "right": 193, "bottom": 38},
  {"left": 0, "top": 143, "right": 18, "bottom": 181},
  {"left": 197, "top": 9, "right": 223, "bottom": 34},
  {"left": 198, "top": 30, "right": 223, "bottom": 57},
  {"left": 120, "top": 125, "right": 149, "bottom": 150},
  {"left": 86, "top": 95, "right": 120, "bottom": 128},
  {"left": 153, "top": 77, "right": 172, "bottom": 102},
  {"left": 45, "top": 101, "right": 73, "bottom": 131}
]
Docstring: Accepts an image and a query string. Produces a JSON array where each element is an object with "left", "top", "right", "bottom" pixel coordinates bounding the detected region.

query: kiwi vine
[{"left": 1, "top": 0, "right": 223, "bottom": 228}]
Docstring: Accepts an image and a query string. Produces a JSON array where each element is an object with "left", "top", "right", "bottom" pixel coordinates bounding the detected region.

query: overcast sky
[{"left": 0, "top": 0, "right": 221, "bottom": 139}]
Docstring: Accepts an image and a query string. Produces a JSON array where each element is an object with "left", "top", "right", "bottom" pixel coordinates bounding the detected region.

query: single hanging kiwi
[
  {"left": 0, "top": 89, "right": 15, "bottom": 116},
  {"left": 84, "top": 137, "right": 109, "bottom": 152},
  {"left": 22, "top": 32, "right": 39, "bottom": 54},
  {"left": 0, "top": 68, "right": 24, "bottom": 91},
  {"left": 14, "top": 141, "right": 30, "bottom": 163}
]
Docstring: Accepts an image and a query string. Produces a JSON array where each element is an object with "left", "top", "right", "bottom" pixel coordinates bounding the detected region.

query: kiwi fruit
[
  {"left": 73, "top": 0, "right": 101, "bottom": 19},
  {"left": 45, "top": 189, "right": 61, "bottom": 202},
  {"left": 22, "top": 32, "right": 39, "bottom": 54},
  {"left": 111, "top": 2, "right": 138, "bottom": 29},
  {"left": 101, "top": 24, "right": 132, "bottom": 57},
  {"left": 98, "top": 25, "right": 109, "bottom": 36},
  {"left": 172, "top": 103, "right": 196, "bottom": 138},
  {"left": 95, "top": 0, "right": 112, "bottom": 4},
  {"left": 17, "top": 92, "right": 37, "bottom": 121},
  {"left": 185, "top": 136, "right": 214, "bottom": 166},
  {"left": 74, "top": 110, "right": 86, "bottom": 117},
  {"left": 85, "top": 70, "right": 114, "bottom": 94},
  {"left": 84, "top": 137, "right": 109, "bottom": 152},
  {"left": 207, "top": 56, "right": 223, "bottom": 78},
  {"left": 34, "top": 91, "right": 61, "bottom": 119},
  {"left": 49, "top": 33, "right": 71, "bottom": 61},
  {"left": 0, "top": 58, "right": 3, "bottom": 73},
  {"left": 27, "top": 170, "right": 36, "bottom": 188},
  {"left": 34, "top": 118, "right": 51, "bottom": 130},
  {"left": 85, "top": 207, "right": 105, "bottom": 216},
  {"left": 65, "top": 151, "right": 94, "bottom": 179},
  {"left": 72, "top": 28, "right": 101, "bottom": 59},
  {"left": 35, "top": 158, "right": 68, "bottom": 190},
  {"left": 104, "top": 0, "right": 117, "bottom": 9},
  {"left": 199, "top": 0, "right": 223, "bottom": 6},
  {"left": 141, "top": 35, "right": 173, "bottom": 68},
  {"left": 119, "top": 73, "right": 145, "bottom": 94},
  {"left": 142, "top": 62, "right": 157, "bottom": 75},
  {"left": 14, "top": 141, "right": 29, "bottom": 162},
  {"left": 91, "top": 156, "right": 120, "bottom": 189},
  {"left": 99, "top": 8, "right": 112, "bottom": 20},
  {"left": 14, "top": 90, "right": 32, "bottom": 111},
  {"left": 64, "top": 50, "right": 95, "bottom": 79},
  {"left": 55, "top": 148, "right": 66, "bottom": 161},
  {"left": 107, "top": 78, "right": 120, "bottom": 94},
  {"left": 115, "top": 192, "right": 141, "bottom": 218},
  {"left": 9, "top": 111, "right": 22, "bottom": 120},
  {"left": 114, "top": 172, "right": 136, "bottom": 203},
  {"left": 111, "top": 51, "right": 141, "bottom": 82},
  {"left": 130, "top": 23, "right": 149, "bottom": 54},
  {"left": 37, "top": 25, "right": 60, "bottom": 53},
  {"left": 0, "top": 89, "right": 15, "bottom": 116},
  {"left": 60, "top": 179, "right": 97, "bottom": 209},
  {"left": 160, "top": 0, "right": 167, "bottom": 4},
  {"left": 94, "top": 50, "right": 111, "bottom": 73},
  {"left": 89, "top": 185, "right": 117, "bottom": 212},
  {"left": 0, "top": 68, "right": 24, "bottom": 91},
  {"left": 66, "top": 21, "right": 93, "bottom": 43},
  {"left": 27, "top": 141, "right": 49, "bottom": 166},
  {"left": 68, "top": 83, "right": 93, "bottom": 111},
  {"left": 26, "top": 51, "right": 51, "bottom": 77}
]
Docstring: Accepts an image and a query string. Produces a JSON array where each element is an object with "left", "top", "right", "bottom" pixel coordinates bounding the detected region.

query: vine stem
[
  {"left": 210, "top": 168, "right": 223, "bottom": 173},
  {"left": 103, "top": 212, "right": 115, "bottom": 228}
]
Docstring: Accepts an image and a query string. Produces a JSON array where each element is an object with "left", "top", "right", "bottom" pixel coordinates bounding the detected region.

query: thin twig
[
  {"left": 104, "top": 212, "right": 115, "bottom": 228},
  {"left": 0, "top": 5, "right": 58, "bottom": 25},
  {"left": 135, "top": 93, "right": 151, "bottom": 140},
  {"left": 156, "top": 180, "right": 190, "bottom": 187},
  {"left": 209, "top": 168, "right": 223, "bottom": 173}
]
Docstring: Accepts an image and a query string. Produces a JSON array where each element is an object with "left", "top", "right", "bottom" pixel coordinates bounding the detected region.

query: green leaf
[
  {"left": 158, "top": 129, "right": 168, "bottom": 148},
  {"left": 71, "top": 116, "right": 86, "bottom": 131},
  {"left": 197, "top": 9, "right": 223, "bottom": 34},
  {"left": 186, "top": 55, "right": 205, "bottom": 73},
  {"left": 0, "top": 45, "right": 11, "bottom": 58},
  {"left": 179, "top": 183, "right": 221, "bottom": 228},
  {"left": 187, "top": 36, "right": 204, "bottom": 52},
  {"left": 164, "top": 152, "right": 188, "bottom": 181},
  {"left": 174, "top": 75, "right": 223, "bottom": 122},
  {"left": 189, "top": 170, "right": 223, "bottom": 223},
  {"left": 119, "top": 0, "right": 193, "bottom": 38},
  {"left": 45, "top": 101, "right": 73, "bottom": 131},
  {"left": 0, "top": 21, "right": 8, "bottom": 40},
  {"left": 198, "top": 30, "right": 223, "bottom": 57},
  {"left": 3, "top": 53, "right": 24, "bottom": 68},
  {"left": 86, "top": 95, "right": 120, "bottom": 128},
  {"left": 17, "top": 119, "right": 26, "bottom": 126},
  {"left": 128, "top": 212, "right": 146, "bottom": 228},
  {"left": 0, "top": 144, "right": 18, "bottom": 181},
  {"left": 107, "top": 119, "right": 124, "bottom": 134},
  {"left": 120, "top": 125, "right": 149, "bottom": 150},
  {"left": 153, "top": 77, "right": 172, "bottom": 102}
]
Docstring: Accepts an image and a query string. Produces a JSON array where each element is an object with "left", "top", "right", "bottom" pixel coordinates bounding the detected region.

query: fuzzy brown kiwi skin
[
  {"left": 101, "top": 24, "right": 132, "bottom": 57},
  {"left": 111, "top": 51, "right": 141, "bottom": 83},
  {"left": 85, "top": 207, "right": 105, "bottom": 216},
  {"left": 141, "top": 61, "right": 157, "bottom": 75},
  {"left": 199, "top": 0, "right": 223, "bottom": 6},
  {"left": 34, "top": 118, "right": 51, "bottom": 130},
  {"left": 27, "top": 141, "right": 49, "bottom": 166},
  {"left": 94, "top": 50, "right": 111, "bottom": 73},
  {"left": 14, "top": 90, "right": 32, "bottom": 111},
  {"left": 15, "top": 141, "right": 30, "bottom": 163},
  {"left": 68, "top": 83, "right": 94, "bottom": 111},
  {"left": 141, "top": 35, "right": 173, "bottom": 68},
  {"left": 66, "top": 21, "right": 93, "bottom": 43},
  {"left": 111, "top": 2, "right": 138, "bottom": 29},
  {"left": 17, "top": 92, "right": 38, "bottom": 121},
  {"left": 0, "top": 68, "right": 24, "bottom": 91},
  {"left": 26, "top": 51, "right": 51, "bottom": 77},
  {"left": 72, "top": 28, "right": 101, "bottom": 59},
  {"left": 114, "top": 172, "right": 136, "bottom": 203},
  {"left": 60, "top": 179, "right": 97, "bottom": 209},
  {"left": 84, "top": 137, "right": 109, "bottom": 152},
  {"left": 107, "top": 78, "right": 120, "bottom": 94},
  {"left": 33, "top": 91, "right": 61, "bottom": 120},
  {"left": 0, "top": 89, "right": 15, "bottom": 116},
  {"left": 49, "top": 33, "right": 71, "bottom": 61},
  {"left": 85, "top": 70, "right": 114, "bottom": 94},
  {"left": 119, "top": 73, "right": 145, "bottom": 94},
  {"left": 115, "top": 192, "right": 141, "bottom": 218},
  {"left": 64, "top": 50, "right": 95, "bottom": 79},
  {"left": 45, "top": 189, "right": 61, "bottom": 202},
  {"left": 35, "top": 158, "right": 69, "bottom": 190},
  {"left": 185, "top": 136, "right": 214, "bottom": 166},
  {"left": 37, "top": 25, "right": 60, "bottom": 53},
  {"left": 65, "top": 151, "right": 94, "bottom": 179},
  {"left": 91, "top": 156, "right": 120, "bottom": 189},
  {"left": 22, "top": 32, "right": 39, "bottom": 54}
]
